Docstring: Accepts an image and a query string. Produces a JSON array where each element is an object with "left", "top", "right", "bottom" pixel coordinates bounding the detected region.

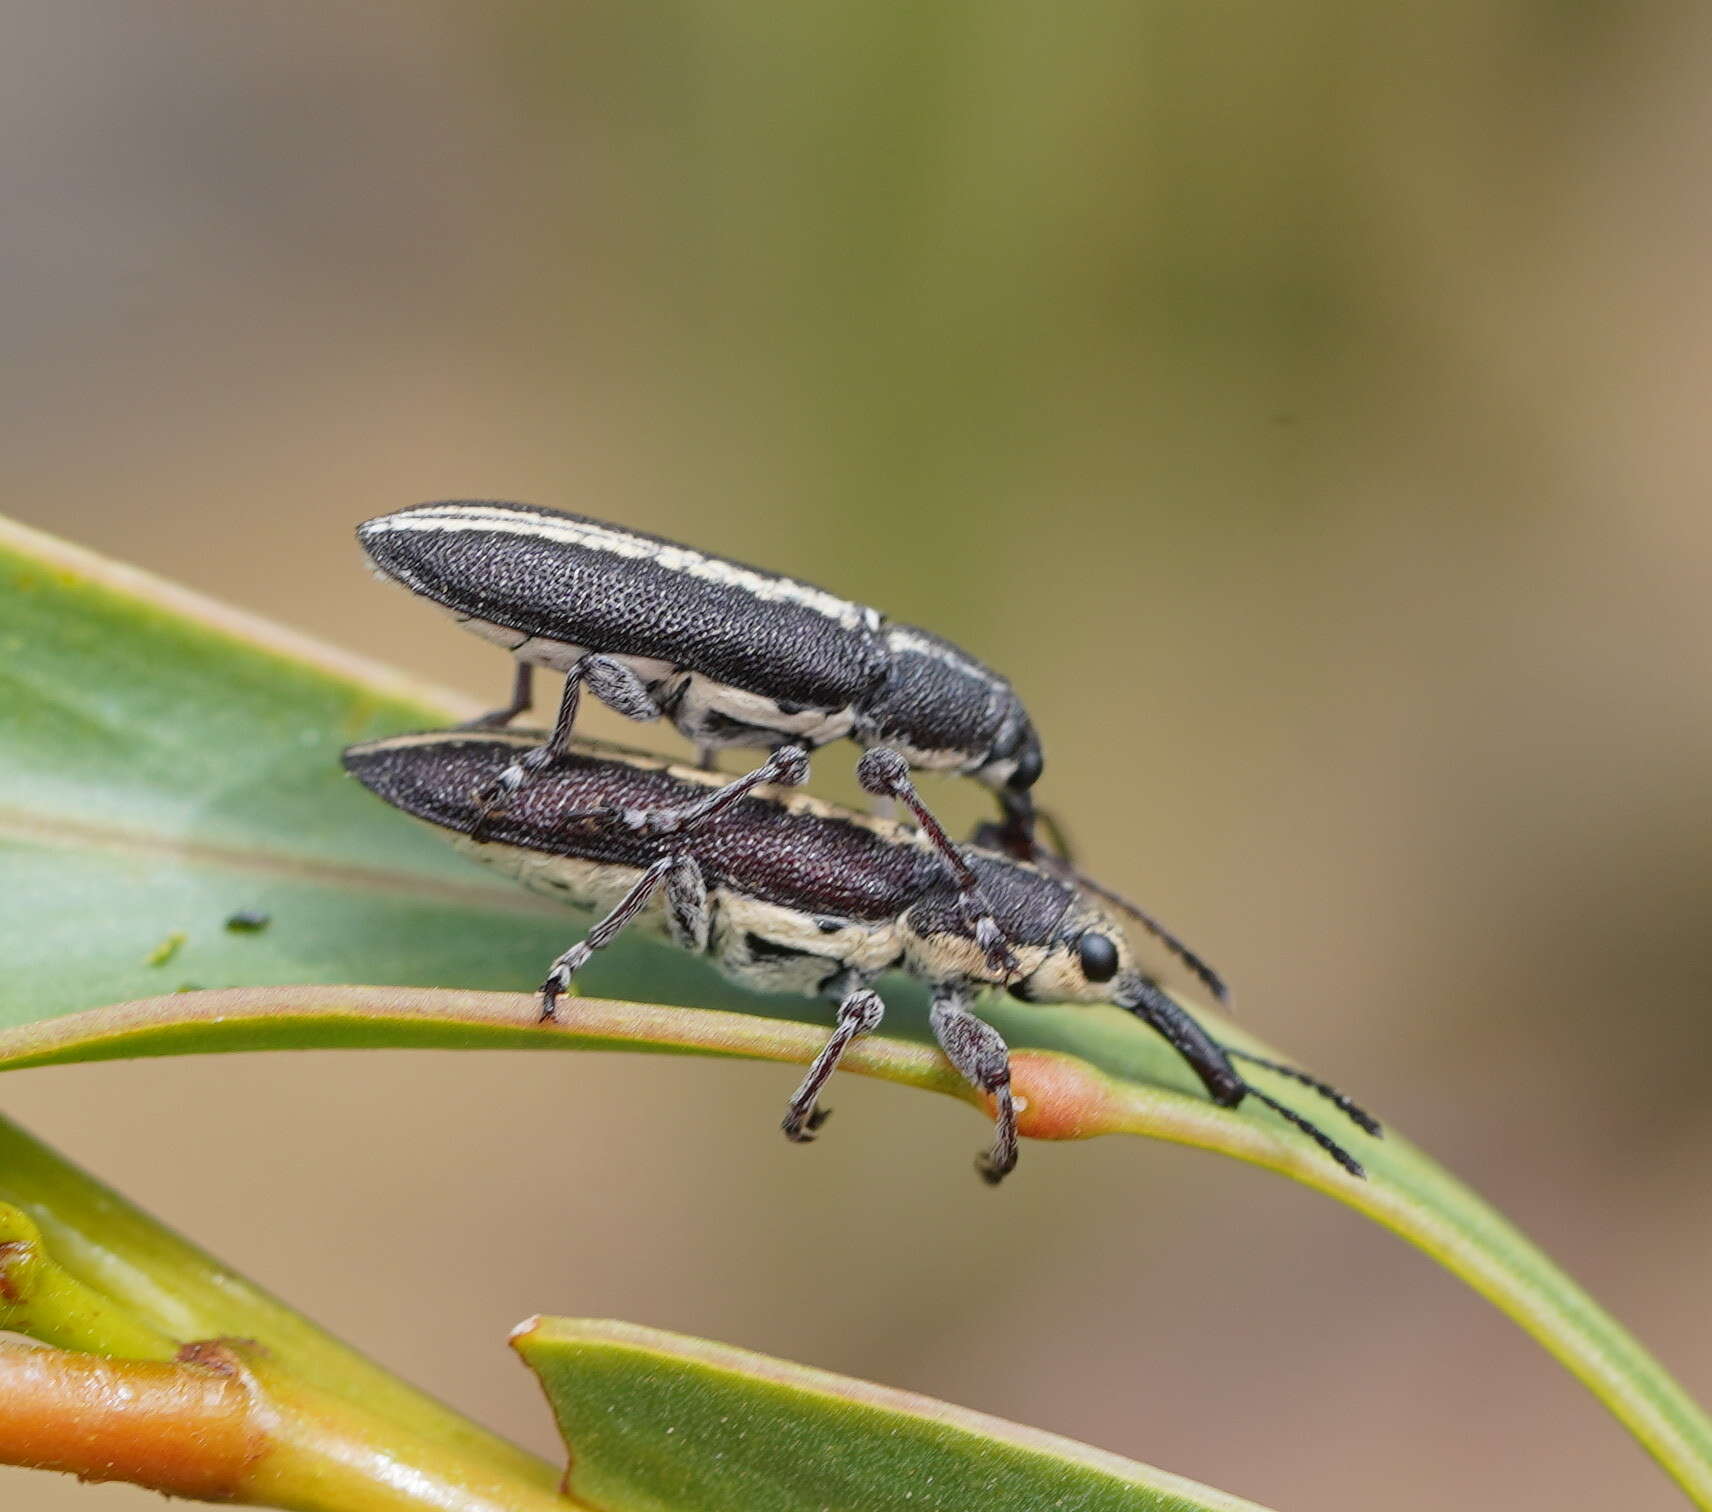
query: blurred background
[{"left": 3, "top": 5, "right": 1710, "bottom": 1508}]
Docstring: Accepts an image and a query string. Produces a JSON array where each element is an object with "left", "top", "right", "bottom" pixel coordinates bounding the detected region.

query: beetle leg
[
  {"left": 782, "top": 988, "right": 885, "bottom": 1143},
  {"left": 1121, "top": 977, "right": 1366, "bottom": 1177},
  {"left": 534, "top": 654, "right": 590, "bottom": 762},
  {"left": 993, "top": 784, "right": 1041, "bottom": 861},
  {"left": 613, "top": 745, "right": 809, "bottom": 837},
  {"left": 928, "top": 986, "right": 1017, "bottom": 1184},
  {"left": 966, "top": 801, "right": 1070, "bottom": 864},
  {"left": 538, "top": 854, "right": 676, "bottom": 1020},
  {"left": 663, "top": 854, "right": 710, "bottom": 953},
  {"left": 856, "top": 749, "right": 1018, "bottom": 979},
  {"left": 474, "top": 657, "right": 590, "bottom": 819},
  {"left": 476, "top": 652, "right": 666, "bottom": 822},
  {"left": 580, "top": 654, "right": 661, "bottom": 723},
  {"left": 459, "top": 661, "right": 535, "bottom": 730},
  {"left": 522, "top": 748, "right": 809, "bottom": 844}
]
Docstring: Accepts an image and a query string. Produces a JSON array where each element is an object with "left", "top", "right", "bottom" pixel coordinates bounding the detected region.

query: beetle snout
[
  {"left": 1006, "top": 727, "right": 1044, "bottom": 791},
  {"left": 980, "top": 708, "right": 1042, "bottom": 793}
]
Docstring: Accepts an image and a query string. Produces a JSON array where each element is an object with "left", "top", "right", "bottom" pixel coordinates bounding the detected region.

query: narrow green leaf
[
  {"left": 514, "top": 1317, "right": 1271, "bottom": 1512},
  {"left": 4, "top": 515, "right": 1711, "bottom": 1507}
]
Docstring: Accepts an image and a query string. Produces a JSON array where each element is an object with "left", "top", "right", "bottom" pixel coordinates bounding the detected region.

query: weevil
[
  {"left": 342, "top": 729, "right": 1379, "bottom": 1183},
  {"left": 357, "top": 501, "right": 1046, "bottom": 972}
]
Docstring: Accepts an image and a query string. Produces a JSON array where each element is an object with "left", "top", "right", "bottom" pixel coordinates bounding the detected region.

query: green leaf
[
  {"left": 0, "top": 513, "right": 851, "bottom": 1028},
  {"left": 4, "top": 514, "right": 1712, "bottom": 1508},
  {"left": 514, "top": 1317, "right": 1271, "bottom": 1512}
]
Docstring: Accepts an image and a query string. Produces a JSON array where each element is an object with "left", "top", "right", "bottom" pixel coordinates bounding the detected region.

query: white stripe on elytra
[
  {"left": 365, "top": 506, "right": 878, "bottom": 632},
  {"left": 885, "top": 627, "right": 1006, "bottom": 691}
]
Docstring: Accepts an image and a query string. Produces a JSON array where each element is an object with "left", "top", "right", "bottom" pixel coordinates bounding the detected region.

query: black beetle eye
[{"left": 1077, "top": 932, "right": 1119, "bottom": 983}]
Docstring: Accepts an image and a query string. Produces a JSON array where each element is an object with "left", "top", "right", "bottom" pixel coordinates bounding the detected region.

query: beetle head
[{"left": 1004, "top": 895, "right": 1146, "bottom": 1006}]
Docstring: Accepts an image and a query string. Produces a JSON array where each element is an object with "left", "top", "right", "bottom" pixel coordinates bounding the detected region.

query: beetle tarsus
[
  {"left": 976, "top": 1141, "right": 1016, "bottom": 1186},
  {"left": 537, "top": 978, "right": 563, "bottom": 1022},
  {"left": 539, "top": 943, "right": 591, "bottom": 1020},
  {"left": 782, "top": 989, "right": 884, "bottom": 1144},
  {"left": 929, "top": 987, "right": 1017, "bottom": 1184},
  {"left": 782, "top": 1104, "right": 834, "bottom": 1141},
  {"left": 781, "top": 1108, "right": 822, "bottom": 1143}
]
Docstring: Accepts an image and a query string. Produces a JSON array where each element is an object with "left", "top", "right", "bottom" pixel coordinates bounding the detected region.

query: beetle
[
  {"left": 356, "top": 500, "right": 1045, "bottom": 972},
  {"left": 342, "top": 728, "right": 1379, "bottom": 1183}
]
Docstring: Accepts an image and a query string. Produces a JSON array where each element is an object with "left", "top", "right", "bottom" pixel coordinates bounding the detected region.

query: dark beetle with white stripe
[
  {"left": 357, "top": 500, "right": 1044, "bottom": 973},
  {"left": 343, "top": 729, "right": 1380, "bottom": 1183}
]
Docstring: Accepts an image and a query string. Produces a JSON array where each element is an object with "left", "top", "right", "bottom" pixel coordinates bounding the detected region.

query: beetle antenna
[
  {"left": 1081, "top": 876, "right": 1229, "bottom": 1004},
  {"left": 984, "top": 811, "right": 1229, "bottom": 1004},
  {"left": 1034, "top": 805, "right": 1080, "bottom": 867},
  {"left": 1244, "top": 1086, "right": 1365, "bottom": 1179},
  {"left": 1120, "top": 979, "right": 1371, "bottom": 1179},
  {"left": 1226, "top": 1048, "right": 1383, "bottom": 1137},
  {"left": 1052, "top": 863, "right": 1230, "bottom": 1005}
]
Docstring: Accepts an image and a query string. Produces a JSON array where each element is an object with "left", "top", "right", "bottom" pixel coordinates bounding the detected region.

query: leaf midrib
[{"left": 0, "top": 805, "right": 555, "bottom": 916}]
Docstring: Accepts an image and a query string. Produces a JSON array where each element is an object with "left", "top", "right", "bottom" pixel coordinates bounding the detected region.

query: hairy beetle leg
[
  {"left": 479, "top": 653, "right": 661, "bottom": 819},
  {"left": 614, "top": 745, "right": 808, "bottom": 837},
  {"left": 782, "top": 989, "right": 885, "bottom": 1142},
  {"left": 929, "top": 986, "right": 1017, "bottom": 1185},
  {"left": 538, "top": 853, "right": 693, "bottom": 1019},
  {"left": 536, "top": 752, "right": 811, "bottom": 1018},
  {"left": 857, "top": 748, "right": 1020, "bottom": 979}
]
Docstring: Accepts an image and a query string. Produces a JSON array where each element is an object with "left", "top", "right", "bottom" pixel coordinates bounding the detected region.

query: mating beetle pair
[
  {"left": 345, "top": 731, "right": 1377, "bottom": 1181},
  {"left": 353, "top": 500, "right": 1380, "bottom": 1180},
  {"left": 357, "top": 501, "right": 1045, "bottom": 976}
]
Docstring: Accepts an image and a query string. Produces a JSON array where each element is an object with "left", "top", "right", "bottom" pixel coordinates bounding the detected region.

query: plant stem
[
  {"left": 0, "top": 1343, "right": 256, "bottom": 1499},
  {"left": 0, "top": 1113, "right": 564, "bottom": 1500},
  {"left": 0, "top": 1339, "right": 580, "bottom": 1511}
]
